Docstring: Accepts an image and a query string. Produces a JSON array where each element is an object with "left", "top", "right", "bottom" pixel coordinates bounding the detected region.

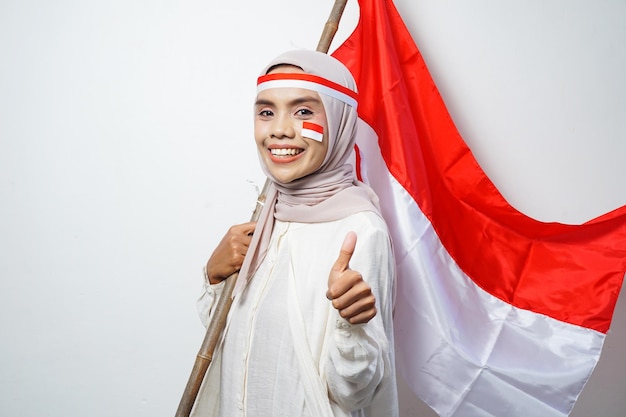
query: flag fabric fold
[{"left": 332, "top": 1, "right": 626, "bottom": 416}]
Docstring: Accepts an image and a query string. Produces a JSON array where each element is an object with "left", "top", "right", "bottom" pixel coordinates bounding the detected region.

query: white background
[{"left": 1, "top": 1, "right": 624, "bottom": 416}]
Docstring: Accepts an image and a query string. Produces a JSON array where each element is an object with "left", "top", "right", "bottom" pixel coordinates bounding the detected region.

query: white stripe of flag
[{"left": 355, "top": 118, "right": 605, "bottom": 417}]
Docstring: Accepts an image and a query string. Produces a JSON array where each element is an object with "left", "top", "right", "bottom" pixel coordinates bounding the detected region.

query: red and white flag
[
  {"left": 333, "top": 1, "right": 626, "bottom": 416},
  {"left": 302, "top": 121, "right": 324, "bottom": 142}
]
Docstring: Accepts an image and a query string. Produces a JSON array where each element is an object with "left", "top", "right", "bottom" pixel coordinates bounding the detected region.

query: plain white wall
[{"left": 0, "top": 1, "right": 624, "bottom": 416}]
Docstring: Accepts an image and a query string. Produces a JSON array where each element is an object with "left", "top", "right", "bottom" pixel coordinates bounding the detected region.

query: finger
[
  {"left": 332, "top": 282, "right": 377, "bottom": 323},
  {"left": 229, "top": 223, "right": 256, "bottom": 249},
  {"left": 345, "top": 307, "right": 377, "bottom": 325},
  {"left": 330, "top": 279, "right": 372, "bottom": 309},
  {"left": 234, "top": 221, "right": 257, "bottom": 237},
  {"left": 237, "top": 233, "right": 254, "bottom": 249},
  {"left": 244, "top": 221, "right": 257, "bottom": 236},
  {"left": 337, "top": 294, "right": 376, "bottom": 319},
  {"left": 327, "top": 269, "right": 362, "bottom": 300},
  {"left": 332, "top": 231, "right": 357, "bottom": 274}
]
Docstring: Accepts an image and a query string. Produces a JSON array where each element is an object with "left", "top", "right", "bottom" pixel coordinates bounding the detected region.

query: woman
[{"left": 193, "top": 49, "right": 398, "bottom": 417}]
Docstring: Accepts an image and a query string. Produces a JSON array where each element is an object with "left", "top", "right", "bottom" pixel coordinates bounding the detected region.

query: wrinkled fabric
[
  {"left": 193, "top": 213, "right": 398, "bottom": 417},
  {"left": 331, "top": 0, "right": 626, "bottom": 416}
]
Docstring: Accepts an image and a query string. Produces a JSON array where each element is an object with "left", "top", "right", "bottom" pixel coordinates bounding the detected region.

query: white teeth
[{"left": 270, "top": 148, "right": 302, "bottom": 156}]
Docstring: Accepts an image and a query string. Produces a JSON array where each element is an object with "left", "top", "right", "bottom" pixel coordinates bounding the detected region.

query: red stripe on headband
[{"left": 257, "top": 73, "right": 358, "bottom": 102}]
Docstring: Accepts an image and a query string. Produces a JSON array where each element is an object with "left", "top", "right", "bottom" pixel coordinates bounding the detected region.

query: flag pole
[
  {"left": 317, "top": 0, "right": 348, "bottom": 53},
  {"left": 174, "top": 1, "right": 348, "bottom": 416}
]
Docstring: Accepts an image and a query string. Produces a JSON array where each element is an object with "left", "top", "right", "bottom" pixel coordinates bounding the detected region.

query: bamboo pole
[
  {"left": 317, "top": 0, "right": 348, "bottom": 53},
  {"left": 174, "top": 1, "right": 348, "bottom": 416}
]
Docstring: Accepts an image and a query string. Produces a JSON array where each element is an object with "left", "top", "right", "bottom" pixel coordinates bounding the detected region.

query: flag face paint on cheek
[{"left": 302, "top": 121, "right": 324, "bottom": 142}]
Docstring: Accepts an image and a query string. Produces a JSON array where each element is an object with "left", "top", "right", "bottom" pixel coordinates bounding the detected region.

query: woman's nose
[{"left": 271, "top": 115, "right": 296, "bottom": 139}]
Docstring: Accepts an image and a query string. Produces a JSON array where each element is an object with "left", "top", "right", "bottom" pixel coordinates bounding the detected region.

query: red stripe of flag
[
  {"left": 302, "top": 121, "right": 324, "bottom": 135},
  {"left": 333, "top": 0, "right": 626, "bottom": 334}
]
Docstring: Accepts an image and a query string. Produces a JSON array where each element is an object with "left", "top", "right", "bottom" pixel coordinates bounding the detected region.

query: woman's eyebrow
[
  {"left": 254, "top": 95, "right": 322, "bottom": 107},
  {"left": 255, "top": 98, "right": 274, "bottom": 107},
  {"left": 287, "top": 95, "right": 322, "bottom": 106}
]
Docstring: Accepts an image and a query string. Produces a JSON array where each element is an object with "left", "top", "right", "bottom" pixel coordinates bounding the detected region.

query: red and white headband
[{"left": 257, "top": 73, "right": 358, "bottom": 109}]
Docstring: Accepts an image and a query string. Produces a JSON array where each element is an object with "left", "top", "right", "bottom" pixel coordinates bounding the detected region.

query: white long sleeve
[
  {"left": 196, "top": 275, "right": 225, "bottom": 328},
  {"left": 194, "top": 212, "right": 398, "bottom": 417}
]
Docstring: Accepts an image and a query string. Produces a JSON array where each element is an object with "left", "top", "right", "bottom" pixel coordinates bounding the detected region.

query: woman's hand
[
  {"left": 326, "top": 232, "right": 377, "bottom": 324},
  {"left": 205, "top": 221, "right": 256, "bottom": 285}
]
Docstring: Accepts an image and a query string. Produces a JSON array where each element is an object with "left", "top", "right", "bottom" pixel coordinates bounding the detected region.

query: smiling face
[{"left": 254, "top": 66, "right": 329, "bottom": 184}]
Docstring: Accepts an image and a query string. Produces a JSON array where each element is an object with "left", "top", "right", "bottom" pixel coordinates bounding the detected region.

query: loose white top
[{"left": 192, "top": 211, "right": 398, "bottom": 417}]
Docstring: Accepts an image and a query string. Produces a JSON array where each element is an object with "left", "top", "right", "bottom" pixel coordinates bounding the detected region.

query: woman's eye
[
  {"left": 258, "top": 110, "right": 273, "bottom": 117},
  {"left": 295, "top": 108, "right": 313, "bottom": 117}
]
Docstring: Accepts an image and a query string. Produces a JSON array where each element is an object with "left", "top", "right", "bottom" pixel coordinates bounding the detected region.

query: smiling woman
[{"left": 192, "top": 49, "right": 398, "bottom": 417}]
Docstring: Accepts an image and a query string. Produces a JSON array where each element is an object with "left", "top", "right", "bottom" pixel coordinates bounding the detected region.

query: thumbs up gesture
[{"left": 326, "top": 232, "right": 377, "bottom": 325}]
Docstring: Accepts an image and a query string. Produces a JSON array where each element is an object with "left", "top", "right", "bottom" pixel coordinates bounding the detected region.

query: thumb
[{"left": 332, "top": 232, "right": 357, "bottom": 274}]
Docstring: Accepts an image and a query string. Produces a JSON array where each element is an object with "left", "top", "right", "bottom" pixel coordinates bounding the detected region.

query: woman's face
[{"left": 254, "top": 66, "right": 329, "bottom": 184}]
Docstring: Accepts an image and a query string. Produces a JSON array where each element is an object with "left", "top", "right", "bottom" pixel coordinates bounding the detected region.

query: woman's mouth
[{"left": 270, "top": 148, "right": 304, "bottom": 157}]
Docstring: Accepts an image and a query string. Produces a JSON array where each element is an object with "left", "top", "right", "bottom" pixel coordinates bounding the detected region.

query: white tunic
[{"left": 192, "top": 211, "right": 398, "bottom": 417}]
